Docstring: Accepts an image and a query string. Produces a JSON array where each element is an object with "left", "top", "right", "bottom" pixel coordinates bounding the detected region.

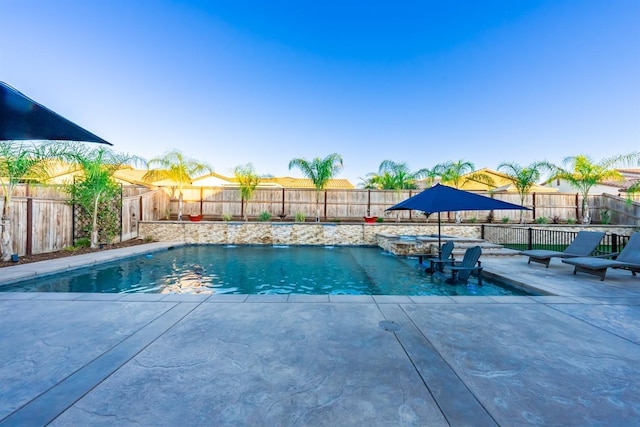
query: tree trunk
[
  {"left": 178, "top": 194, "right": 184, "bottom": 221},
  {"left": 1, "top": 195, "right": 13, "bottom": 261},
  {"left": 91, "top": 195, "right": 100, "bottom": 248},
  {"left": 581, "top": 196, "right": 591, "bottom": 224},
  {"left": 242, "top": 198, "right": 248, "bottom": 221}
]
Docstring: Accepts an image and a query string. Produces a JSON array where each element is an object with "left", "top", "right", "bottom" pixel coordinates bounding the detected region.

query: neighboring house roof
[
  {"left": 191, "top": 173, "right": 354, "bottom": 189},
  {"left": 546, "top": 168, "right": 640, "bottom": 194},
  {"left": 257, "top": 177, "right": 355, "bottom": 189},
  {"left": 601, "top": 168, "right": 640, "bottom": 192},
  {"left": 16, "top": 163, "right": 351, "bottom": 190},
  {"left": 112, "top": 167, "right": 153, "bottom": 186},
  {"left": 190, "top": 172, "right": 236, "bottom": 187},
  {"left": 42, "top": 164, "right": 153, "bottom": 186},
  {"left": 420, "top": 168, "right": 557, "bottom": 193},
  {"left": 40, "top": 161, "right": 81, "bottom": 184}
]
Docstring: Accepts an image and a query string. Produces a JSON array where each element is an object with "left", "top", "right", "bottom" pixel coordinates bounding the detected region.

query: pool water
[{"left": 0, "top": 245, "right": 530, "bottom": 296}]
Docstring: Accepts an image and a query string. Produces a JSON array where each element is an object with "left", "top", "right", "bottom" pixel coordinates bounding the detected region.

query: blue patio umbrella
[
  {"left": 386, "top": 183, "right": 530, "bottom": 257},
  {"left": 0, "top": 81, "right": 111, "bottom": 145}
]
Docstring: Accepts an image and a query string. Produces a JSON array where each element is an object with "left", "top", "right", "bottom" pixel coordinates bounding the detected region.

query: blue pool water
[{"left": 0, "top": 246, "right": 530, "bottom": 296}]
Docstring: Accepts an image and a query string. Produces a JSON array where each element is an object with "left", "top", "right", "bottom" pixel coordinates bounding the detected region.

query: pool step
[{"left": 380, "top": 235, "right": 520, "bottom": 257}]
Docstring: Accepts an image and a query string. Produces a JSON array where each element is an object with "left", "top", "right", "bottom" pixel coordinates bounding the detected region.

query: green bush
[
  {"left": 501, "top": 217, "right": 510, "bottom": 224},
  {"left": 295, "top": 212, "right": 306, "bottom": 222},
  {"left": 601, "top": 209, "right": 611, "bottom": 225},
  {"left": 222, "top": 213, "right": 232, "bottom": 221},
  {"left": 258, "top": 211, "right": 272, "bottom": 222},
  {"left": 567, "top": 218, "right": 577, "bottom": 224},
  {"left": 64, "top": 237, "right": 91, "bottom": 251},
  {"left": 376, "top": 217, "right": 384, "bottom": 223},
  {"left": 535, "top": 216, "right": 549, "bottom": 224},
  {"left": 75, "top": 237, "right": 91, "bottom": 248}
]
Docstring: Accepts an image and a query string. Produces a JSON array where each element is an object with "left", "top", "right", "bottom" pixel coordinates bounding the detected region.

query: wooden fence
[
  {"left": 1, "top": 184, "right": 638, "bottom": 256},
  {"left": 0, "top": 185, "right": 168, "bottom": 256},
  {"left": 173, "top": 187, "right": 640, "bottom": 224}
]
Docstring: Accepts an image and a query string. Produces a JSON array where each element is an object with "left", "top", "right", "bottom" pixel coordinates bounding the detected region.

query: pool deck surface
[{"left": 1, "top": 242, "right": 639, "bottom": 426}]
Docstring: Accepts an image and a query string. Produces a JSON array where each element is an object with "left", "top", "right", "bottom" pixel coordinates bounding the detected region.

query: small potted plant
[{"left": 363, "top": 210, "right": 378, "bottom": 223}]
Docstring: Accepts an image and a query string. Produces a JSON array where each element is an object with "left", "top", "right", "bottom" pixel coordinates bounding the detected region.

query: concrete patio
[{"left": 0, "top": 243, "right": 639, "bottom": 426}]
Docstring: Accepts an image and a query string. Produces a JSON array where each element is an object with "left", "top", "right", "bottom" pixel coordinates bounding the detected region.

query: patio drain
[{"left": 379, "top": 320, "right": 402, "bottom": 332}]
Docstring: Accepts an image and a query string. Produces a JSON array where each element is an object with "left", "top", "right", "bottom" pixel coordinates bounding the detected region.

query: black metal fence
[{"left": 481, "top": 225, "right": 631, "bottom": 255}]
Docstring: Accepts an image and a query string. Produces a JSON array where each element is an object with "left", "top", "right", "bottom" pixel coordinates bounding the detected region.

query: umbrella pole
[{"left": 438, "top": 212, "right": 442, "bottom": 260}]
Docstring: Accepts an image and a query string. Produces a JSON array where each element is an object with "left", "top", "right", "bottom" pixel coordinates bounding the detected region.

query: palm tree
[
  {"left": 234, "top": 163, "right": 261, "bottom": 221},
  {"left": 288, "top": 153, "right": 343, "bottom": 222},
  {"left": 367, "top": 160, "right": 434, "bottom": 190},
  {"left": 143, "top": 150, "right": 212, "bottom": 221},
  {"left": 498, "top": 161, "right": 555, "bottom": 223},
  {"left": 433, "top": 160, "right": 494, "bottom": 222},
  {"left": 550, "top": 153, "right": 640, "bottom": 223},
  {"left": 364, "top": 160, "right": 435, "bottom": 220},
  {"left": 433, "top": 160, "right": 494, "bottom": 189},
  {"left": 65, "top": 144, "right": 143, "bottom": 248},
  {"left": 0, "top": 142, "right": 60, "bottom": 261}
]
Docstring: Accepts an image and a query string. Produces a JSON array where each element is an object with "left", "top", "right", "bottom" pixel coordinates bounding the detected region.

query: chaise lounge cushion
[
  {"left": 561, "top": 232, "right": 640, "bottom": 280},
  {"left": 520, "top": 231, "right": 605, "bottom": 268}
]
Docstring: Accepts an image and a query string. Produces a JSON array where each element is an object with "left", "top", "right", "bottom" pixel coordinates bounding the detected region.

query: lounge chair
[
  {"left": 415, "top": 241, "right": 454, "bottom": 272},
  {"left": 519, "top": 231, "right": 605, "bottom": 268},
  {"left": 561, "top": 232, "right": 640, "bottom": 280},
  {"left": 435, "top": 245, "right": 483, "bottom": 285}
]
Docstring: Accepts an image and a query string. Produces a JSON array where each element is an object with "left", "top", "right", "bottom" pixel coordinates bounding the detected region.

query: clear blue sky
[{"left": 2, "top": 0, "right": 639, "bottom": 185}]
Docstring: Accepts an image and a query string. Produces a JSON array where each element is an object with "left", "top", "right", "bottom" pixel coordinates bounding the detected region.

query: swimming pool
[{"left": 0, "top": 245, "right": 530, "bottom": 296}]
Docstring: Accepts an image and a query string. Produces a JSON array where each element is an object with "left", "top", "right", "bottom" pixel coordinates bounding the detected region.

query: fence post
[
  {"left": 532, "top": 193, "right": 536, "bottom": 221},
  {"left": 611, "top": 233, "right": 618, "bottom": 254},
  {"left": 481, "top": 224, "right": 485, "bottom": 240},
  {"left": 120, "top": 184, "right": 124, "bottom": 243},
  {"left": 26, "top": 197, "right": 33, "bottom": 256},
  {"left": 282, "top": 188, "right": 286, "bottom": 217},
  {"left": 527, "top": 227, "right": 533, "bottom": 250},
  {"left": 324, "top": 191, "right": 327, "bottom": 220}
]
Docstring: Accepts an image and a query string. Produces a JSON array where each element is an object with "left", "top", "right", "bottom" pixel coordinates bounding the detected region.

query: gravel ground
[{"left": 0, "top": 239, "right": 151, "bottom": 268}]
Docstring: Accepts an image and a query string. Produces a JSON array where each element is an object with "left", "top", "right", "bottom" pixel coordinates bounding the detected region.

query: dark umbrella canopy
[
  {"left": 386, "top": 183, "right": 531, "bottom": 214},
  {"left": 386, "top": 183, "right": 530, "bottom": 257},
  {"left": 0, "top": 81, "right": 111, "bottom": 145}
]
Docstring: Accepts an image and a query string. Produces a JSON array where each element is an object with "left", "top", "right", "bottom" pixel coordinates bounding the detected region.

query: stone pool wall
[{"left": 139, "top": 221, "right": 483, "bottom": 246}]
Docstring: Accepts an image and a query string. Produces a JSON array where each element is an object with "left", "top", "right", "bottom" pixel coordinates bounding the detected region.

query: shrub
[
  {"left": 222, "top": 213, "right": 232, "bottom": 221},
  {"left": 501, "top": 217, "right": 510, "bottom": 224},
  {"left": 469, "top": 217, "right": 477, "bottom": 223},
  {"left": 258, "top": 211, "right": 272, "bottom": 222},
  {"left": 601, "top": 209, "right": 611, "bottom": 225},
  {"left": 75, "top": 237, "right": 91, "bottom": 248},
  {"left": 376, "top": 217, "right": 384, "bottom": 223},
  {"left": 64, "top": 238, "right": 91, "bottom": 252},
  {"left": 295, "top": 212, "right": 306, "bottom": 222},
  {"left": 567, "top": 218, "right": 577, "bottom": 224},
  {"left": 535, "top": 216, "right": 549, "bottom": 224}
]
